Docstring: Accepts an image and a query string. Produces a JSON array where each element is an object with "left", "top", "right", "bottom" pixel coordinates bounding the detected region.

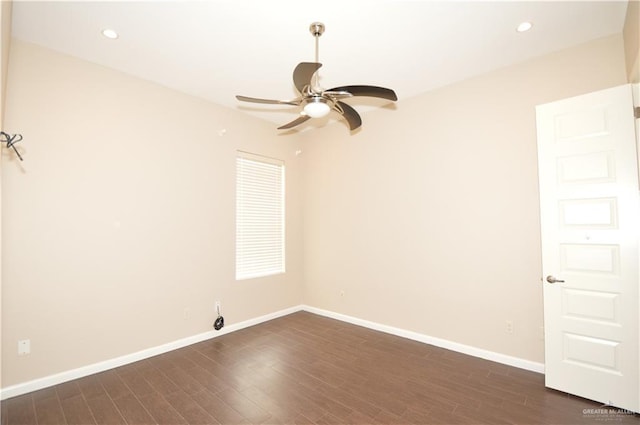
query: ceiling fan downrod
[{"left": 309, "top": 22, "right": 325, "bottom": 92}]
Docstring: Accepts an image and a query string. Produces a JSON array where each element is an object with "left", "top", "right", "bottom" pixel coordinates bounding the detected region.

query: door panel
[
  {"left": 557, "top": 151, "right": 616, "bottom": 183},
  {"left": 536, "top": 84, "right": 639, "bottom": 412},
  {"left": 558, "top": 198, "right": 617, "bottom": 228},
  {"left": 561, "top": 288, "right": 618, "bottom": 322}
]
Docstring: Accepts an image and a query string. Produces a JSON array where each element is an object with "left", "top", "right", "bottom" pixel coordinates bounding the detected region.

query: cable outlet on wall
[
  {"left": 18, "top": 339, "right": 30, "bottom": 356},
  {"left": 505, "top": 320, "right": 514, "bottom": 334}
]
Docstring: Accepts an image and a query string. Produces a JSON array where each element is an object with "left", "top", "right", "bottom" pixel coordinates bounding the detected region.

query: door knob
[{"left": 546, "top": 275, "right": 565, "bottom": 284}]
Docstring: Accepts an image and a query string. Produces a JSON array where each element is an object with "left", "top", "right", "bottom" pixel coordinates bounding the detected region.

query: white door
[{"left": 536, "top": 84, "right": 639, "bottom": 412}]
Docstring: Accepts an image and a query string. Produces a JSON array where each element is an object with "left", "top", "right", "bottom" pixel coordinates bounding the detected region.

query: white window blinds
[{"left": 235, "top": 152, "right": 285, "bottom": 280}]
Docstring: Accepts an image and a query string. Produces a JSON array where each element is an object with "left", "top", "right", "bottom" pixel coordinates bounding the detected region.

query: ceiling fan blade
[
  {"left": 236, "top": 95, "right": 300, "bottom": 106},
  {"left": 326, "top": 85, "right": 398, "bottom": 101},
  {"left": 335, "top": 101, "right": 362, "bottom": 131},
  {"left": 277, "top": 114, "right": 311, "bottom": 130},
  {"left": 293, "top": 62, "right": 322, "bottom": 94},
  {"left": 322, "top": 90, "right": 353, "bottom": 100}
]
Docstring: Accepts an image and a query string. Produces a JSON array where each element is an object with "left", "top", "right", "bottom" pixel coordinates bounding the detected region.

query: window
[{"left": 235, "top": 151, "right": 285, "bottom": 280}]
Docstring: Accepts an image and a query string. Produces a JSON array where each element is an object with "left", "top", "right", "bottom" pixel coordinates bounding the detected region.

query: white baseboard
[
  {"left": 0, "top": 305, "right": 301, "bottom": 401},
  {"left": 301, "top": 305, "right": 545, "bottom": 374},
  {"left": 2, "top": 304, "right": 544, "bottom": 400}
]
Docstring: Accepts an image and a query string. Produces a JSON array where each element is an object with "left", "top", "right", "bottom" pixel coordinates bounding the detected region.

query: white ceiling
[{"left": 10, "top": 1, "right": 629, "bottom": 128}]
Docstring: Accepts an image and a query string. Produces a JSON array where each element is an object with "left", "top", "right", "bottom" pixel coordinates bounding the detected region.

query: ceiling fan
[{"left": 236, "top": 22, "right": 398, "bottom": 131}]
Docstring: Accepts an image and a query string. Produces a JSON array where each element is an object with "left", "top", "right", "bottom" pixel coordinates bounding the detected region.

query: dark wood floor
[{"left": 2, "top": 311, "right": 639, "bottom": 425}]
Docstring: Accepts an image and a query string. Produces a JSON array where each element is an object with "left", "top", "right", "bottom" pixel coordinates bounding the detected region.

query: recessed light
[
  {"left": 101, "top": 28, "right": 119, "bottom": 39},
  {"left": 516, "top": 22, "right": 533, "bottom": 33}
]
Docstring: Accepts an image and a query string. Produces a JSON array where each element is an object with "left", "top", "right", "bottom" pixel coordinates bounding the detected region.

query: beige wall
[
  {"left": 1, "top": 1, "right": 10, "bottom": 118},
  {"left": 1, "top": 0, "right": 13, "bottom": 396},
  {"left": 1, "top": 40, "right": 304, "bottom": 387},
  {"left": 624, "top": 0, "right": 640, "bottom": 83},
  {"left": 301, "top": 34, "right": 627, "bottom": 363}
]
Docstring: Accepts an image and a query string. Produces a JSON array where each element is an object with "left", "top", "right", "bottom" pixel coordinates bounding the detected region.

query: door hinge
[{"left": 635, "top": 106, "right": 640, "bottom": 119}]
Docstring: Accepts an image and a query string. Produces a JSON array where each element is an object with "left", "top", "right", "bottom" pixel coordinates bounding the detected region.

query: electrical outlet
[
  {"left": 215, "top": 300, "right": 221, "bottom": 313},
  {"left": 505, "top": 321, "right": 514, "bottom": 334},
  {"left": 340, "top": 290, "right": 345, "bottom": 297},
  {"left": 183, "top": 307, "right": 190, "bottom": 320},
  {"left": 18, "top": 339, "right": 30, "bottom": 356}
]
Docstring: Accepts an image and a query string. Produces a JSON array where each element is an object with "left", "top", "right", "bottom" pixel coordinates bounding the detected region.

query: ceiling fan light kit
[
  {"left": 303, "top": 97, "right": 331, "bottom": 118},
  {"left": 236, "top": 22, "right": 397, "bottom": 132}
]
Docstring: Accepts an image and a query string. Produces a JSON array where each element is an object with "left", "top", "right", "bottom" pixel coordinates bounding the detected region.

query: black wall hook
[{"left": 0, "top": 131, "right": 24, "bottom": 161}]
